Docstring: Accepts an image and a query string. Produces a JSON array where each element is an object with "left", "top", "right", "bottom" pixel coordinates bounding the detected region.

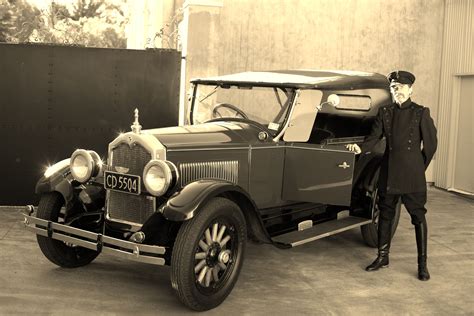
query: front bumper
[{"left": 22, "top": 207, "right": 166, "bottom": 266}]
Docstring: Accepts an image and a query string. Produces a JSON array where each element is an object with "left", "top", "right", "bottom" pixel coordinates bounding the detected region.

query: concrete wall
[
  {"left": 127, "top": 0, "right": 179, "bottom": 49},
  {"left": 215, "top": 0, "right": 444, "bottom": 117},
  {"left": 129, "top": 0, "right": 446, "bottom": 122},
  {"left": 182, "top": 0, "right": 445, "bottom": 181},
  {"left": 127, "top": 0, "right": 163, "bottom": 49}
]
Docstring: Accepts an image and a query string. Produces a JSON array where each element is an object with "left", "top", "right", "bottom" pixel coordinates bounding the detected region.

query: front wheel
[
  {"left": 36, "top": 192, "right": 99, "bottom": 268},
  {"left": 360, "top": 189, "right": 401, "bottom": 248},
  {"left": 171, "top": 197, "right": 247, "bottom": 311}
]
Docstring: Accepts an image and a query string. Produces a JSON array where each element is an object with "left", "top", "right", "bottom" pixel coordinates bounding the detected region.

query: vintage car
[{"left": 23, "top": 70, "right": 401, "bottom": 311}]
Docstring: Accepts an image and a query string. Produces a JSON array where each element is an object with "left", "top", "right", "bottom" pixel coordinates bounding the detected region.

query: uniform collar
[{"left": 395, "top": 98, "right": 412, "bottom": 110}]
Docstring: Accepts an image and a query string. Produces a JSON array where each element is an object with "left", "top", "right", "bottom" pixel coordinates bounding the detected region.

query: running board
[{"left": 272, "top": 216, "right": 372, "bottom": 247}]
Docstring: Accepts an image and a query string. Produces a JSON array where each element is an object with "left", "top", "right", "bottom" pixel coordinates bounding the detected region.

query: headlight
[
  {"left": 143, "top": 160, "right": 178, "bottom": 196},
  {"left": 70, "top": 149, "right": 102, "bottom": 183}
]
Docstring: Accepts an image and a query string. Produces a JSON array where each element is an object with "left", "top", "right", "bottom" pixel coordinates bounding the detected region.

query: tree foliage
[{"left": 0, "top": 0, "right": 127, "bottom": 48}]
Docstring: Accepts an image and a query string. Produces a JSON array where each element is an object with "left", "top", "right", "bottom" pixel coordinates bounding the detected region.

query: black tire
[
  {"left": 360, "top": 190, "right": 401, "bottom": 248},
  {"left": 171, "top": 197, "right": 247, "bottom": 311},
  {"left": 36, "top": 192, "right": 99, "bottom": 268}
]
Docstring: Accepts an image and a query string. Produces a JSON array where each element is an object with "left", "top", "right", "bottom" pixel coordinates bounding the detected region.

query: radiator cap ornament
[{"left": 131, "top": 108, "right": 142, "bottom": 134}]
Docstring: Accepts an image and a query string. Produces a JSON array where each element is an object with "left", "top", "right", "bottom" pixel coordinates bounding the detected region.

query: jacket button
[
  {"left": 408, "top": 147, "right": 411, "bottom": 150},
  {"left": 408, "top": 140, "right": 412, "bottom": 143}
]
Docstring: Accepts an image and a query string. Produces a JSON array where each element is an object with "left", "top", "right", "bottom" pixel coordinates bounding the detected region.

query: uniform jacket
[{"left": 361, "top": 99, "right": 437, "bottom": 194}]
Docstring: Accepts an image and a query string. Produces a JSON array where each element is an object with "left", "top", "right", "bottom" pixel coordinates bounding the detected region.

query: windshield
[{"left": 191, "top": 84, "right": 295, "bottom": 134}]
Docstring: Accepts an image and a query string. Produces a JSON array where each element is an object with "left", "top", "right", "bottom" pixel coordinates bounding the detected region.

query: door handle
[{"left": 338, "top": 162, "right": 351, "bottom": 169}]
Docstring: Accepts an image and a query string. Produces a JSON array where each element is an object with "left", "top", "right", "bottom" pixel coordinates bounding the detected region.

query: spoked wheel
[
  {"left": 360, "top": 189, "right": 401, "bottom": 248},
  {"left": 36, "top": 192, "right": 99, "bottom": 268},
  {"left": 194, "top": 220, "right": 235, "bottom": 289},
  {"left": 171, "top": 197, "right": 246, "bottom": 311}
]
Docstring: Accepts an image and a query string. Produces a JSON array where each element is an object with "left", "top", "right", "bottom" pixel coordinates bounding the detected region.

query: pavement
[{"left": 0, "top": 187, "right": 473, "bottom": 315}]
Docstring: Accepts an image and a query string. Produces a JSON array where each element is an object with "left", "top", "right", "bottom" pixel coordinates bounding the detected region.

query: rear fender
[
  {"left": 353, "top": 141, "right": 385, "bottom": 192},
  {"left": 358, "top": 137, "right": 385, "bottom": 192},
  {"left": 364, "top": 167, "right": 380, "bottom": 192}
]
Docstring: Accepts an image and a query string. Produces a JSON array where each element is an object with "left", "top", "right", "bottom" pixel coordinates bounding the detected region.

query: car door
[
  {"left": 281, "top": 89, "right": 355, "bottom": 206},
  {"left": 282, "top": 143, "right": 355, "bottom": 206}
]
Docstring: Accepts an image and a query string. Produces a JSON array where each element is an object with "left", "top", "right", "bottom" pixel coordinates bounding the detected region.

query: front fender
[
  {"left": 36, "top": 159, "right": 76, "bottom": 207},
  {"left": 35, "top": 159, "right": 105, "bottom": 212},
  {"left": 160, "top": 179, "right": 253, "bottom": 221}
]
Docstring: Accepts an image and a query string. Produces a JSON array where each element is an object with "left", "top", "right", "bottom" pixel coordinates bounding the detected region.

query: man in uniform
[{"left": 346, "top": 70, "right": 437, "bottom": 281}]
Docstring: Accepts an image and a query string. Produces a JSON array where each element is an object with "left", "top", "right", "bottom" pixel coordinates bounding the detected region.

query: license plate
[{"left": 104, "top": 171, "right": 141, "bottom": 195}]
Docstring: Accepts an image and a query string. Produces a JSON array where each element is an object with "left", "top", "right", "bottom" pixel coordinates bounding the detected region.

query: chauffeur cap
[{"left": 387, "top": 70, "right": 415, "bottom": 85}]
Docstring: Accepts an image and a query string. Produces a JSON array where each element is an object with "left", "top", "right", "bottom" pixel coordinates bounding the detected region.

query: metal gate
[{"left": 0, "top": 43, "right": 181, "bottom": 205}]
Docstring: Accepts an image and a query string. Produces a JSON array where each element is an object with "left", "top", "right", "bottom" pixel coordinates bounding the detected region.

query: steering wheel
[{"left": 212, "top": 103, "right": 249, "bottom": 119}]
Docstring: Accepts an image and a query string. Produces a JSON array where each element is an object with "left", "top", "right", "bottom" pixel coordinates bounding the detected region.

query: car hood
[{"left": 142, "top": 121, "right": 263, "bottom": 149}]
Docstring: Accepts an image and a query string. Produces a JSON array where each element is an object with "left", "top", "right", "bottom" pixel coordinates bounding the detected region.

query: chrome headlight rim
[
  {"left": 70, "top": 149, "right": 101, "bottom": 183},
  {"left": 143, "top": 159, "right": 178, "bottom": 196}
]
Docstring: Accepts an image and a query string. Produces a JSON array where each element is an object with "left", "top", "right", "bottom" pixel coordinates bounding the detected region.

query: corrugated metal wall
[
  {"left": 434, "top": 0, "right": 474, "bottom": 189},
  {"left": 0, "top": 44, "right": 181, "bottom": 205}
]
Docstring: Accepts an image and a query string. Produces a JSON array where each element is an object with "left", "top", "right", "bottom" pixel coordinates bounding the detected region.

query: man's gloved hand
[{"left": 345, "top": 143, "right": 362, "bottom": 155}]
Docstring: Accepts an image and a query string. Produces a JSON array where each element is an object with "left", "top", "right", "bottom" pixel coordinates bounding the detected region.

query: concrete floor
[{"left": 0, "top": 187, "right": 472, "bottom": 315}]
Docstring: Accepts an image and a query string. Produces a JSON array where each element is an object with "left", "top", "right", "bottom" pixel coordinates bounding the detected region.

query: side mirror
[
  {"left": 316, "top": 94, "right": 340, "bottom": 111},
  {"left": 327, "top": 94, "right": 340, "bottom": 107}
]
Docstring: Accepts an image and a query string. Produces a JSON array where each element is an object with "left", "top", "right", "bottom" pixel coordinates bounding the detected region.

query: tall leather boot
[
  {"left": 366, "top": 218, "right": 392, "bottom": 271},
  {"left": 415, "top": 219, "right": 430, "bottom": 281}
]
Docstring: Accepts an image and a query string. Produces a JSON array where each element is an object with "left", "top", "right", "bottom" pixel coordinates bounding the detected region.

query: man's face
[{"left": 390, "top": 82, "right": 412, "bottom": 104}]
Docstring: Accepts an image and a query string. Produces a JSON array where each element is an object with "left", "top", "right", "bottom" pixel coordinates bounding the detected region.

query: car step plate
[{"left": 272, "top": 216, "right": 372, "bottom": 247}]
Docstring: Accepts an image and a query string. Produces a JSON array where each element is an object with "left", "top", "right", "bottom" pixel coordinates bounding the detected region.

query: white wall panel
[{"left": 435, "top": 0, "right": 474, "bottom": 189}]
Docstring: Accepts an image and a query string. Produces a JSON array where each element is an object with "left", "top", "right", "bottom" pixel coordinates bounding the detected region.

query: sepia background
[
  {"left": 1, "top": 0, "right": 472, "bottom": 192},
  {"left": 0, "top": 0, "right": 472, "bottom": 315}
]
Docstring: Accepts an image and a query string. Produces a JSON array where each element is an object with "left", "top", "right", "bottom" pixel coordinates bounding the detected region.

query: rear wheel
[
  {"left": 36, "top": 192, "right": 99, "bottom": 268},
  {"left": 360, "top": 189, "right": 401, "bottom": 248},
  {"left": 171, "top": 197, "right": 247, "bottom": 311}
]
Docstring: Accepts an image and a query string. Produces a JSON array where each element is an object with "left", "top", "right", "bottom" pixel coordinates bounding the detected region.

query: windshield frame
[{"left": 189, "top": 83, "right": 298, "bottom": 138}]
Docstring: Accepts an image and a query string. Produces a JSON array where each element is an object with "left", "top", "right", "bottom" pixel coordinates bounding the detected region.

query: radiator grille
[
  {"left": 110, "top": 143, "right": 151, "bottom": 176},
  {"left": 179, "top": 161, "right": 238, "bottom": 186},
  {"left": 107, "top": 191, "right": 155, "bottom": 224},
  {"left": 107, "top": 142, "right": 154, "bottom": 225}
]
